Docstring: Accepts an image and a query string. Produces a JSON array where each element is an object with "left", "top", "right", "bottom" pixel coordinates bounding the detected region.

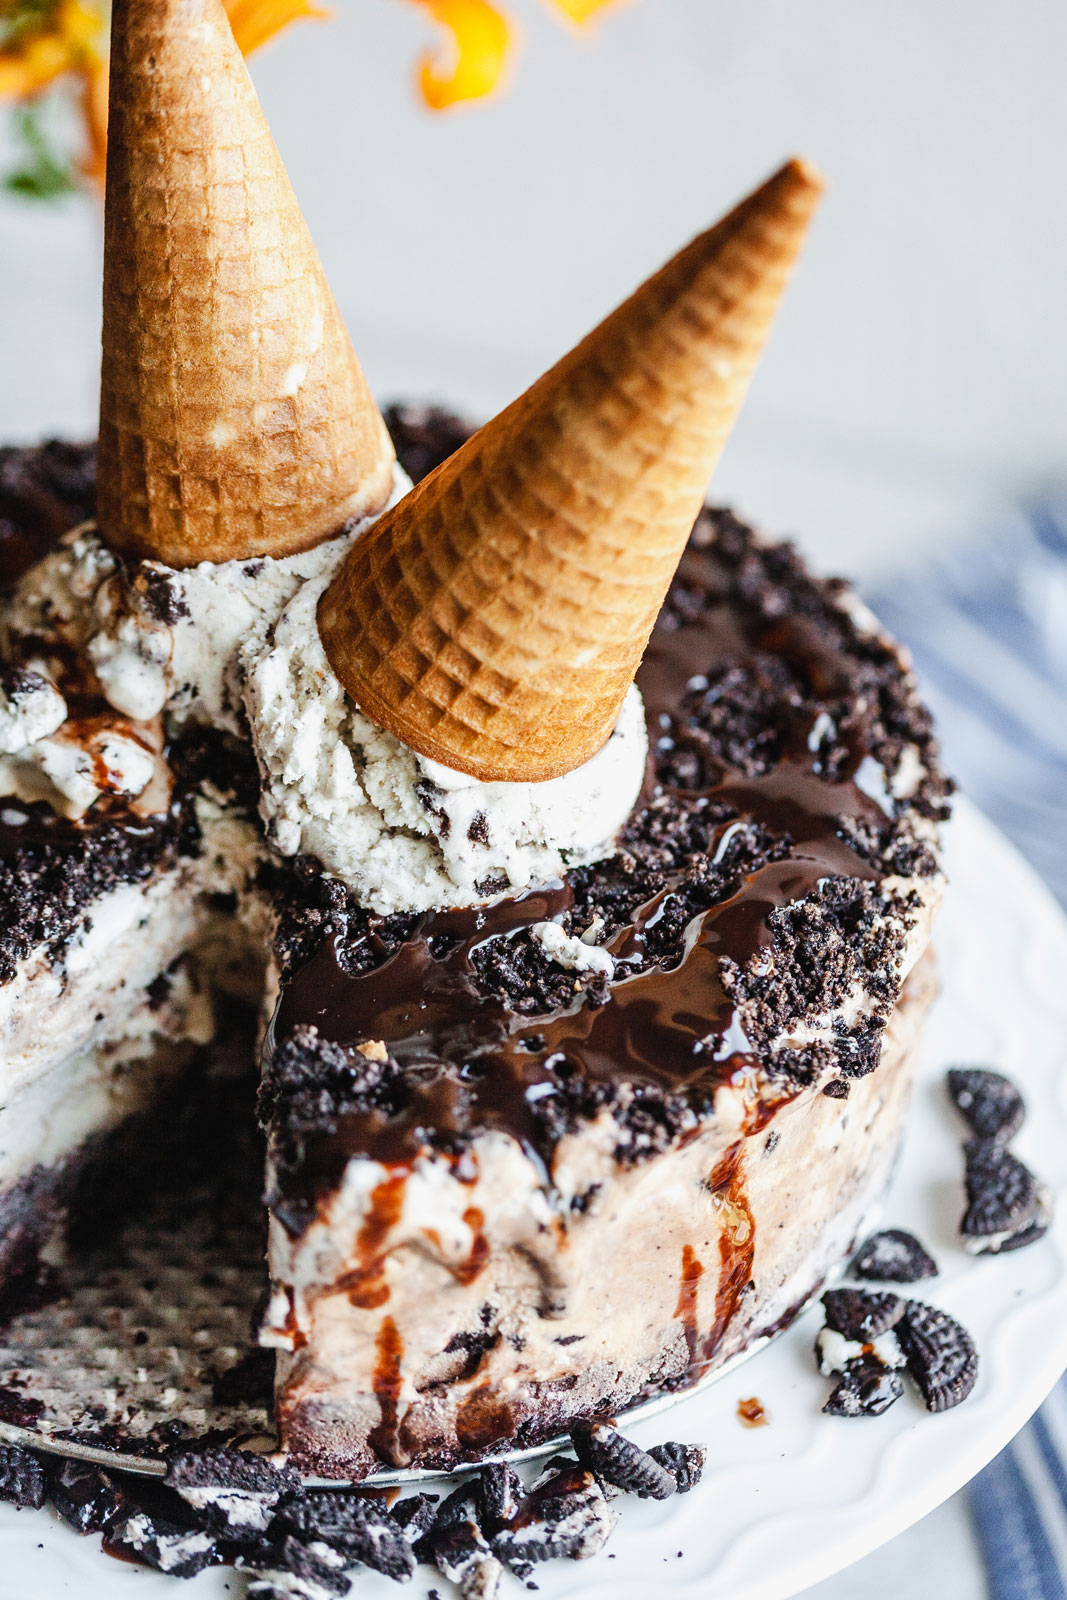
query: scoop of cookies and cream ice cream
[{"left": 241, "top": 557, "right": 649, "bottom": 914}]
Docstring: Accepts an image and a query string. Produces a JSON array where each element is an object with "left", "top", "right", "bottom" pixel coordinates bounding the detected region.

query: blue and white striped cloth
[{"left": 870, "top": 492, "right": 1067, "bottom": 1600}]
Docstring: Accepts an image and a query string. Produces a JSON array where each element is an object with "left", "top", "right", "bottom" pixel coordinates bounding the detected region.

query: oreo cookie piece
[
  {"left": 850, "top": 1229, "right": 938, "bottom": 1284},
  {"left": 477, "top": 1463, "right": 524, "bottom": 1534},
  {"left": 239, "top": 1532, "right": 351, "bottom": 1599},
  {"left": 412, "top": 1481, "right": 480, "bottom": 1568},
  {"left": 493, "top": 1464, "right": 616, "bottom": 1573},
  {"left": 391, "top": 1489, "right": 440, "bottom": 1546},
  {"left": 273, "top": 1491, "right": 414, "bottom": 1582},
  {"left": 815, "top": 1326, "right": 905, "bottom": 1377},
  {"left": 247, "top": 1584, "right": 338, "bottom": 1600},
  {"left": 165, "top": 1445, "right": 300, "bottom": 1534},
  {"left": 647, "top": 1441, "right": 705, "bottom": 1493},
  {"left": 823, "top": 1359, "right": 905, "bottom": 1418},
  {"left": 962, "top": 1140, "right": 1039, "bottom": 1245},
  {"left": 947, "top": 1068, "right": 1025, "bottom": 1143},
  {"left": 432, "top": 1479, "right": 481, "bottom": 1527},
  {"left": 965, "top": 1181, "right": 1053, "bottom": 1255},
  {"left": 822, "top": 1288, "right": 905, "bottom": 1341},
  {"left": 104, "top": 1510, "right": 221, "bottom": 1578},
  {"left": 530, "top": 1455, "right": 582, "bottom": 1487},
  {"left": 430, "top": 1517, "right": 503, "bottom": 1600},
  {"left": 896, "top": 1300, "right": 979, "bottom": 1413},
  {"left": 571, "top": 1420, "right": 676, "bottom": 1500},
  {"left": 0, "top": 1445, "right": 46, "bottom": 1509},
  {"left": 48, "top": 1458, "right": 125, "bottom": 1533}
]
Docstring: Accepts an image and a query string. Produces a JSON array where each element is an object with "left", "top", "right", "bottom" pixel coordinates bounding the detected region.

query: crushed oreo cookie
[
  {"left": 947, "top": 1067, "right": 1026, "bottom": 1144},
  {"left": 571, "top": 1419, "right": 677, "bottom": 1499},
  {"left": 390, "top": 1488, "right": 440, "bottom": 1546},
  {"left": 971, "top": 1197, "right": 1053, "bottom": 1255},
  {"left": 648, "top": 1440, "right": 705, "bottom": 1493},
  {"left": 815, "top": 1287, "right": 978, "bottom": 1417},
  {"left": 428, "top": 1515, "right": 501, "bottom": 1598},
  {"left": 822, "top": 1288, "right": 905, "bottom": 1341},
  {"left": 815, "top": 1324, "right": 905, "bottom": 1378},
  {"left": 48, "top": 1458, "right": 125, "bottom": 1533},
  {"left": 944, "top": 1067, "right": 1052, "bottom": 1256},
  {"left": 895, "top": 1300, "right": 979, "bottom": 1414},
  {"left": 849, "top": 1228, "right": 938, "bottom": 1284},
  {"left": 104, "top": 1508, "right": 221, "bottom": 1578},
  {"left": 238, "top": 1531, "right": 350, "bottom": 1599},
  {"left": 0, "top": 1444, "right": 46, "bottom": 1508},
  {"left": 823, "top": 1359, "right": 905, "bottom": 1418},
  {"left": 273, "top": 1491, "right": 415, "bottom": 1582},
  {"left": 493, "top": 1463, "right": 617, "bottom": 1574},
  {"left": 165, "top": 1445, "right": 300, "bottom": 1533},
  {"left": 477, "top": 1461, "right": 524, "bottom": 1533},
  {"left": 962, "top": 1139, "right": 1041, "bottom": 1246}
]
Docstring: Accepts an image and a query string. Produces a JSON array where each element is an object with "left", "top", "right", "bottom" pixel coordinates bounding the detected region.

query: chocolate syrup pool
[{"left": 269, "top": 537, "right": 889, "bottom": 1217}]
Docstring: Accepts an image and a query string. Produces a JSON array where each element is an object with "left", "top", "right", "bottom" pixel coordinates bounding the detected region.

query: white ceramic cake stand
[{"left": 2, "top": 796, "right": 1067, "bottom": 1599}]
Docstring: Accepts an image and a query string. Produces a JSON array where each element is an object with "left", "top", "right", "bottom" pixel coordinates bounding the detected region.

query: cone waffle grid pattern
[{"left": 98, "top": 0, "right": 394, "bottom": 567}]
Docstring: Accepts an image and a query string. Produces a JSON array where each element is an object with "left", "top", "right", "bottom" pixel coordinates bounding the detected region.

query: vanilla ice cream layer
[
  {"left": 0, "top": 875, "right": 211, "bottom": 1107},
  {"left": 0, "top": 794, "right": 266, "bottom": 1104},
  {"left": 2, "top": 523, "right": 354, "bottom": 734},
  {"left": 0, "top": 1032, "right": 201, "bottom": 1193}
]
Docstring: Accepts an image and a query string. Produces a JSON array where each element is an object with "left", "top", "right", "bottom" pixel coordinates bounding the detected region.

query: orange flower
[
  {"left": 0, "top": 0, "right": 325, "bottom": 192},
  {"left": 224, "top": 0, "right": 331, "bottom": 58},
  {"left": 79, "top": 50, "right": 107, "bottom": 186},
  {"left": 541, "top": 0, "right": 620, "bottom": 23},
  {"left": 1, "top": 0, "right": 631, "bottom": 198},
  {"left": 411, "top": 0, "right": 514, "bottom": 110},
  {"left": 0, "top": 0, "right": 105, "bottom": 101}
]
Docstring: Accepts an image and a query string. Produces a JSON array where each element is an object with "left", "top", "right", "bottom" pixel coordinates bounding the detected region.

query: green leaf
[{"left": 3, "top": 103, "right": 77, "bottom": 201}]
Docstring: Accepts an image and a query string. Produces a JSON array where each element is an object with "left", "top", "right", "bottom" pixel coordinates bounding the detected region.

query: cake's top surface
[
  {"left": 0, "top": 413, "right": 951, "bottom": 1225},
  {"left": 259, "top": 412, "right": 951, "bottom": 1226}
]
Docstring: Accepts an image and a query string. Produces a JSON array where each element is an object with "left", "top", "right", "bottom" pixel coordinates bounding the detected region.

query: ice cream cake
[{"left": 0, "top": 0, "right": 950, "bottom": 1483}]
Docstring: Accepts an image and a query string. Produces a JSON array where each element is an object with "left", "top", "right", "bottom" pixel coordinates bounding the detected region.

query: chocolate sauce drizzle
[{"left": 269, "top": 537, "right": 892, "bottom": 1207}]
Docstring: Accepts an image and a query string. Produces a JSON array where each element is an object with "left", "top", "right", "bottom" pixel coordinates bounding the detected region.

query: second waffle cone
[{"left": 319, "top": 159, "right": 823, "bottom": 783}]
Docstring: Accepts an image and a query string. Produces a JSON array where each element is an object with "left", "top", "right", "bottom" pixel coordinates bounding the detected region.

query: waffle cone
[
  {"left": 319, "top": 158, "right": 823, "bottom": 782},
  {"left": 97, "top": 0, "right": 394, "bottom": 568}
]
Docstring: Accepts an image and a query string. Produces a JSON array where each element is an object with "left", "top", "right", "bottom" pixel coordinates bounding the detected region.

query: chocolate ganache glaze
[{"left": 265, "top": 508, "right": 946, "bottom": 1225}]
